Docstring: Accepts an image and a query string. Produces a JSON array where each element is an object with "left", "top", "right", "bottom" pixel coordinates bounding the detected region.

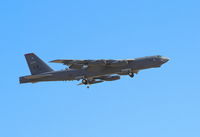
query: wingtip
[
  {"left": 49, "top": 60, "right": 63, "bottom": 63},
  {"left": 49, "top": 60, "right": 56, "bottom": 63}
]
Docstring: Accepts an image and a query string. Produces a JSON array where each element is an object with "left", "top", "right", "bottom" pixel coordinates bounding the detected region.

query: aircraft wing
[
  {"left": 50, "top": 59, "right": 89, "bottom": 65},
  {"left": 50, "top": 59, "right": 135, "bottom": 68}
]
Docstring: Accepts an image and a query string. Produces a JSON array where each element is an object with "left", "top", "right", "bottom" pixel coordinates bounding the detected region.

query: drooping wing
[
  {"left": 50, "top": 59, "right": 135, "bottom": 68},
  {"left": 50, "top": 59, "right": 89, "bottom": 65},
  {"left": 50, "top": 59, "right": 104, "bottom": 69}
]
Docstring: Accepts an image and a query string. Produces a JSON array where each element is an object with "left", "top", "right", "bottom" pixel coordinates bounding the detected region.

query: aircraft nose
[{"left": 161, "top": 57, "right": 170, "bottom": 63}]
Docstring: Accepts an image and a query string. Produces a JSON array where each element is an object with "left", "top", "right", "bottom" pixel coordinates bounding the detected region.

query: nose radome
[{"left": 161, "top": 57, "right": 170, "bottom": 63}]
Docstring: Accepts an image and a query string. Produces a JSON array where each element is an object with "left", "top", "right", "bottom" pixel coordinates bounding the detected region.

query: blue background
[{"left": 0, "top": 0, "right": 200, "bottom": 137}]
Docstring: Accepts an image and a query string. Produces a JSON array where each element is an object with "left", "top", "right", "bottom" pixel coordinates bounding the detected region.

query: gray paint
[{"left": 19, "top": 53, "right": 169, "bottom": 86}]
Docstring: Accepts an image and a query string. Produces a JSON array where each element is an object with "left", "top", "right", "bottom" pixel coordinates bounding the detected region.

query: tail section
[{"left": 24, "top": 53, "right": 53, "bottom": 75}]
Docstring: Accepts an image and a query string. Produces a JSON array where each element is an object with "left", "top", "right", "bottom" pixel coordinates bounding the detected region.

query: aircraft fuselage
[{"left": 19, "top": 55, "right": 169, "bottom": 84}]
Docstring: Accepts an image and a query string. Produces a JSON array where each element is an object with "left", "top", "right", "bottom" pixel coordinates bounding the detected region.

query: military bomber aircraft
[{"left": 19, "top": 53, "right": 169, "bottom": 88}]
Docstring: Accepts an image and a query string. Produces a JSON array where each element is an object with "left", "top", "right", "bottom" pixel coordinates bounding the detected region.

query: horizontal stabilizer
[
  {"left": 19, "top": 74, "right": 53, "bottom": 84},
  {"left": 23, "top": 74, "right": 52, "bottom": 80}
]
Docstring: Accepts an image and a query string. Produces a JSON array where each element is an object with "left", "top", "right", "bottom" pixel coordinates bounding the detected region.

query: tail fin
[{"left": 24, "top": 53, "right": 53, "bottom": 75}]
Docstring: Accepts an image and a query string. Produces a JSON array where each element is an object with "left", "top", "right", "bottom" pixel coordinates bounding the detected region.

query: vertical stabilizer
[{"left": 25, "top": 53, "right": 53, "bottom": 75}]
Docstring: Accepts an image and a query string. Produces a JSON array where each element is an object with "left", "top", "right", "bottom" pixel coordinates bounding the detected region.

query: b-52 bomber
[{"left": 19, "top": 53, "right": 169, "bottom": 88}]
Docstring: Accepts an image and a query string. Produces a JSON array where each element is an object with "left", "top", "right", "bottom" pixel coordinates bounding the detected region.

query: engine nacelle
[
  {"left": 69, "top": 64, "right": 83, "bottom": 69},
  {"left": 88, "top": 60, "right": 106, "bottom": 66},
  {"left": 100, "top": 76, "right": 120, "bottom": 81},
  {"left": 89, "top": 80, "right": 104, "bottom": 84}
]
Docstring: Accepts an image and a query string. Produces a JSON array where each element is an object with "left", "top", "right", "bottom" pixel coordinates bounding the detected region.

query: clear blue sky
[{"left": 0, "top": 0, "right": 200, "bottom": 137}]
